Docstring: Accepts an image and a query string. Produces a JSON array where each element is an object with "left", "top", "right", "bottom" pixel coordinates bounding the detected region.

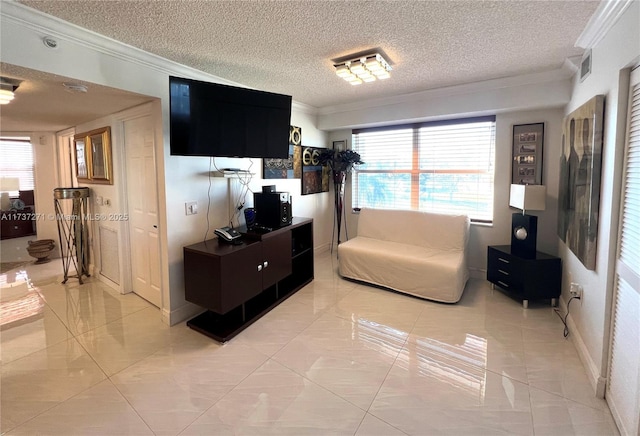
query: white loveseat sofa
[{"left": 338, "top": 208, "right": 470, "bottom": 303}]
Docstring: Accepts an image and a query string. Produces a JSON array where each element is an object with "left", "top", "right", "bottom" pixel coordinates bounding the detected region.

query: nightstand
[{"left": 487, "top": 245, "right": 561, "bottom": 308}]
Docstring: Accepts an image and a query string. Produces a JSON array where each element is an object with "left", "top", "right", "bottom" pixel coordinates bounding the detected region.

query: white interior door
[
  {"left": 607, "top": 66, "right": 640, "bottom": 436},
  {"left": 124, "top": 115, "right": 161, "bottom": 307}
]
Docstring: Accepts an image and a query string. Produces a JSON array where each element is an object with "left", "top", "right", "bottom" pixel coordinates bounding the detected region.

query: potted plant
[{"left": 319, "top": 148, "right": 364, "bottom": 247}]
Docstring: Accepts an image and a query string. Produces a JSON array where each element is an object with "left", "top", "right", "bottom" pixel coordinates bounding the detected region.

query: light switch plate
[{"left": 185, "top": 201, "right": 198, "bottom": 215}]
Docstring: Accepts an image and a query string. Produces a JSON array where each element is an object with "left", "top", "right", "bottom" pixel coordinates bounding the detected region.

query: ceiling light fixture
[
  {"left": 0, "top": 78, "right": 19, "bottom": 105},
  {"left": 63, "top": 82, "right": 88, "bottom": 93},
  {"left": 334, "top": 53, "right": 392, "bottom": 85}
]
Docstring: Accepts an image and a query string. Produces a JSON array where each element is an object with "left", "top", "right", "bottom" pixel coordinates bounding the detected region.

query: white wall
[
  {"left": 1, "top": 3, "right": 331, "bottom": 325},
  {"left": 560, "top": 1, "right": 640, "bottom": 396}
]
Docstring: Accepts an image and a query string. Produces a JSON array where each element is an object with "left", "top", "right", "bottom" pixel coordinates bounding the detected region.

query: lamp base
[{"left": 511, "top": 213, "right": 538, "bottom": 258}]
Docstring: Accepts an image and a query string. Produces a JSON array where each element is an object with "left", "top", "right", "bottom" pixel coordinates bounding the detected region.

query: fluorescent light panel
[
  {"left": 0, "top": 89, "right": 14, "bottom": 105},
  {"left": 334, "top": 53, "right": 392, "bottom": 85},
  {"left": 0, "top": 78, "right": 18, "bottom": 105}
]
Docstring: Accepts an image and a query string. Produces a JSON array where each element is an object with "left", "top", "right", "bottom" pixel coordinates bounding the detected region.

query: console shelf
[{"left": 184, "top": 217, "right": 313, "bottom": 342}]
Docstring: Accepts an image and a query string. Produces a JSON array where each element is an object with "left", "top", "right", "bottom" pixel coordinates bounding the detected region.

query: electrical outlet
[
  {"left": 185, "top": 201, "right": 198, "bottom": 215},
  {"left": 570, "top": 282, "right": 583, "bottom": 299}
]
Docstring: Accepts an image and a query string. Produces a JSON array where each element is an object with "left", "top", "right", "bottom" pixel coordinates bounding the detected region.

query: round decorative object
[
  {"left": 514, "top": 226, "right": 528, "bottom": 240},
  {"left": 311, "top": 149, "right": 320, "bottom": 165},
  {"left": 302, "top": 147, "right": 312, "bottom": 165},
  {"left": 11, "top": 198, "right": 25, "bottom": 210},
  {"left": 289, "top": 126, "right": 301, "bottom": 146},
  {"left": 26, "top": 239, "right": 56, "bottom": 264}
]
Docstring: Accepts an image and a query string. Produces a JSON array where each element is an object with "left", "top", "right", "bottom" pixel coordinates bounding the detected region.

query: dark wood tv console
[{"left": 184, "top": 217, "right": 313, "bottom": 342}]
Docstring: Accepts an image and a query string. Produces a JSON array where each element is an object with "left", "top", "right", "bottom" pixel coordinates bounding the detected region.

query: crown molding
[
  {"left": 292, "top": 100, "right": 318, "bottom": 115},
  {"left": 575, "top": 0, "right": 634, "bottom": 49},
  {"left": 0, "top": 1, "right": 317, "bottom": 115},
  {"left": 1, "top": 2, "right": 229, "bottom": 82}
]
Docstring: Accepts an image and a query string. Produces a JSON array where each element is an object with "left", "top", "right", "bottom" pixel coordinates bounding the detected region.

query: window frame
[
  {"left": 351, "top": 116, "right": 496, "bottom": 223},
  {"left": 0, "top": 137, "right": 35, "bottom": 197}
]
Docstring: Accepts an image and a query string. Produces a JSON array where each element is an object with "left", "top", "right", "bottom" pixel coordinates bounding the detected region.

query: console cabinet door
[
  {"left": 261, "top": 231, "right": 292, "bottom": 289},
  {"left": 220, "top": 243, "right": 263, "bottom": 311},
  {"left": 184, "top": 242, "right": 262, "bottom": 314}
]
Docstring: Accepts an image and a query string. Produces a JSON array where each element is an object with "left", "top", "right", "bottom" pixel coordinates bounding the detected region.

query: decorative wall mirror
[{"left": 74, "top": 127, "right": 113, "bottom": 184}]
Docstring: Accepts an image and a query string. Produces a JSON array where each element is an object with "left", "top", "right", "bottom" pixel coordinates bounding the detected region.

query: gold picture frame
[{"left": 74, "top": 127, "right": 113, "bottom": 184}]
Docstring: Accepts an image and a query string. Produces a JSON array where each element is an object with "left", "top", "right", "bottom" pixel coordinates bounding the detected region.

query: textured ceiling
[{"left": 17, "top": 0, "right": 599, "bottom": 109}]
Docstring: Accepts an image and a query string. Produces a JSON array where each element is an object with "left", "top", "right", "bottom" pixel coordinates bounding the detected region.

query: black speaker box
[
  {"left": 511, "top": 213, "right": 538, "bottom": 258},
  {"left": 254, "top": 192, "right": 292, "bottom": 229}
]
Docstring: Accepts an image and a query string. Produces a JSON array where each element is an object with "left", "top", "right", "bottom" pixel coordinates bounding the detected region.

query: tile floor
[{"left": 0, "top": 251, "right": 619, "bottom": 435}]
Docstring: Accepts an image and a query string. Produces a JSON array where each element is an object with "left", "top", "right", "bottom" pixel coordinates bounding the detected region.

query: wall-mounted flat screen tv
[{"left": 169, "top": 76, "right": 292, "bottom": 158}]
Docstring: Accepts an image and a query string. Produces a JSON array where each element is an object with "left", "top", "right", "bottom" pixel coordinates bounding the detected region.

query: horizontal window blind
[
  {"left": 0, "top": 139, "right": 34, "bottom": 196},
  {"left": 352, "top": 117, "right": 496, "bottom": 222},
  {"left": 609, "top": 67, "right": 640, "bottom": 436},
  {"left": 619, "top": 81, "right": 640, "bottom": 271}
]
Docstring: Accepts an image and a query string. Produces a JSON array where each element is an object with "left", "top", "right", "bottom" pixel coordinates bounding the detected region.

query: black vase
[{"left": 333, "top": 170, "right": 346, "bottom": 245}]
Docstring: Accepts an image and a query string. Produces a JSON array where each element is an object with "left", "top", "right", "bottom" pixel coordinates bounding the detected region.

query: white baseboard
[
  {"left": 95, "top": 271, "right": 121, "bottom": 293},
  {"left": 163, "top": 301, "right": 202, "bottom": 326},
  {"left": 469, "top": 267, "right": 486, "bottom": 280},
  {"left": 314, "top": 242, "right": 331, "bottom": 254},
  {"left": 562, "top": 296, "right": 607, "bottom": 398}
]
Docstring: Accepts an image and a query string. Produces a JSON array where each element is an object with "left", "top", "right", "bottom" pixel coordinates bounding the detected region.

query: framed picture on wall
[
  {"left": 512, "top": 123, "right": 544, "bottom": 185},
  {"left": 301, "top": 146, "right": 330, "bottom": 195},
  {"left": 73, "top": 126, "right": 113, "bottom": 184}
]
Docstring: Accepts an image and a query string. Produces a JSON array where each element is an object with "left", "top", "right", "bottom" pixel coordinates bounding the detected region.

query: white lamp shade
[
  {"left": 509, "top": 184, "right": 546, "bottom": 212},
  {"left": 0, "top": 177, "right": 20, "bottom": 192}
]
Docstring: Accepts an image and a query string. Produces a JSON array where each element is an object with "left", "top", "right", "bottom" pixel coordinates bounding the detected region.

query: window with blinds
[
  {"left": 0, "top": 138, "right": 35, "bottom": 196},
  {"left": 352, "top": 116, "right": 496, "bottom": 222}
]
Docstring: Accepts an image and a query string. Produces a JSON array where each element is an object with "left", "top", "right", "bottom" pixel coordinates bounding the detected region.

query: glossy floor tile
[{"left": 0, "top": 252, "right": 619, "bottom": 435}]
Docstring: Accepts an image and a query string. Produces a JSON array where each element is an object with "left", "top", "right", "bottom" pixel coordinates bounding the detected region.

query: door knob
[
  {"left": 263, "top": 261, "right": 269, "bottom": 268},
  {"left": 257, "top": 264, "right": 263, "bottom": 272}
]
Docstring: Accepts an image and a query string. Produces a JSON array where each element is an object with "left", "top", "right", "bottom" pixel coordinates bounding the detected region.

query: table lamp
[
  {"left": 509, "top": 184, "right": 546, "bottom": 258},
  {"left": 0, "top": 177, "right": 20, "bottom": 210}
]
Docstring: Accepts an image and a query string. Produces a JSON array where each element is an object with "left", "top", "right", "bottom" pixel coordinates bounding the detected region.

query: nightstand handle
[
  {"left": 498, "top": 269, "right": 509, "bottom": 276},
  {"left": 498, "top": 258, "right": 510, "bottom": 264},
  {"left": 498, "top": 281, "right": 509, "bottom": 288}
]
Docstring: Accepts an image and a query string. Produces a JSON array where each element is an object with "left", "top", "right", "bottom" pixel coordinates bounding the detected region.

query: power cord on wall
[
  {"left": 207, "top": 157, "right": 254, "bottom": 230},
  {"left": 554, "top": 296, "right": 580, "bottom": 338},
  {"left": 204, "top": 157, "right": 214, "bottom": 243}
]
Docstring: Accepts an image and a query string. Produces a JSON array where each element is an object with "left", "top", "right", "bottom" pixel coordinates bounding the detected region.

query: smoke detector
[{"left": 63, "top": 82, "right": 88, "bottom": 93}]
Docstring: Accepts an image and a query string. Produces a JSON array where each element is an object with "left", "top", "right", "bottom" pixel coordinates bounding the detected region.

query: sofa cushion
[
  {"left": 357, "top": 208, "right": 469, "bottom": 251},
  {"left": 339, "top": 236, "right": 468, "bottom": 303}
]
